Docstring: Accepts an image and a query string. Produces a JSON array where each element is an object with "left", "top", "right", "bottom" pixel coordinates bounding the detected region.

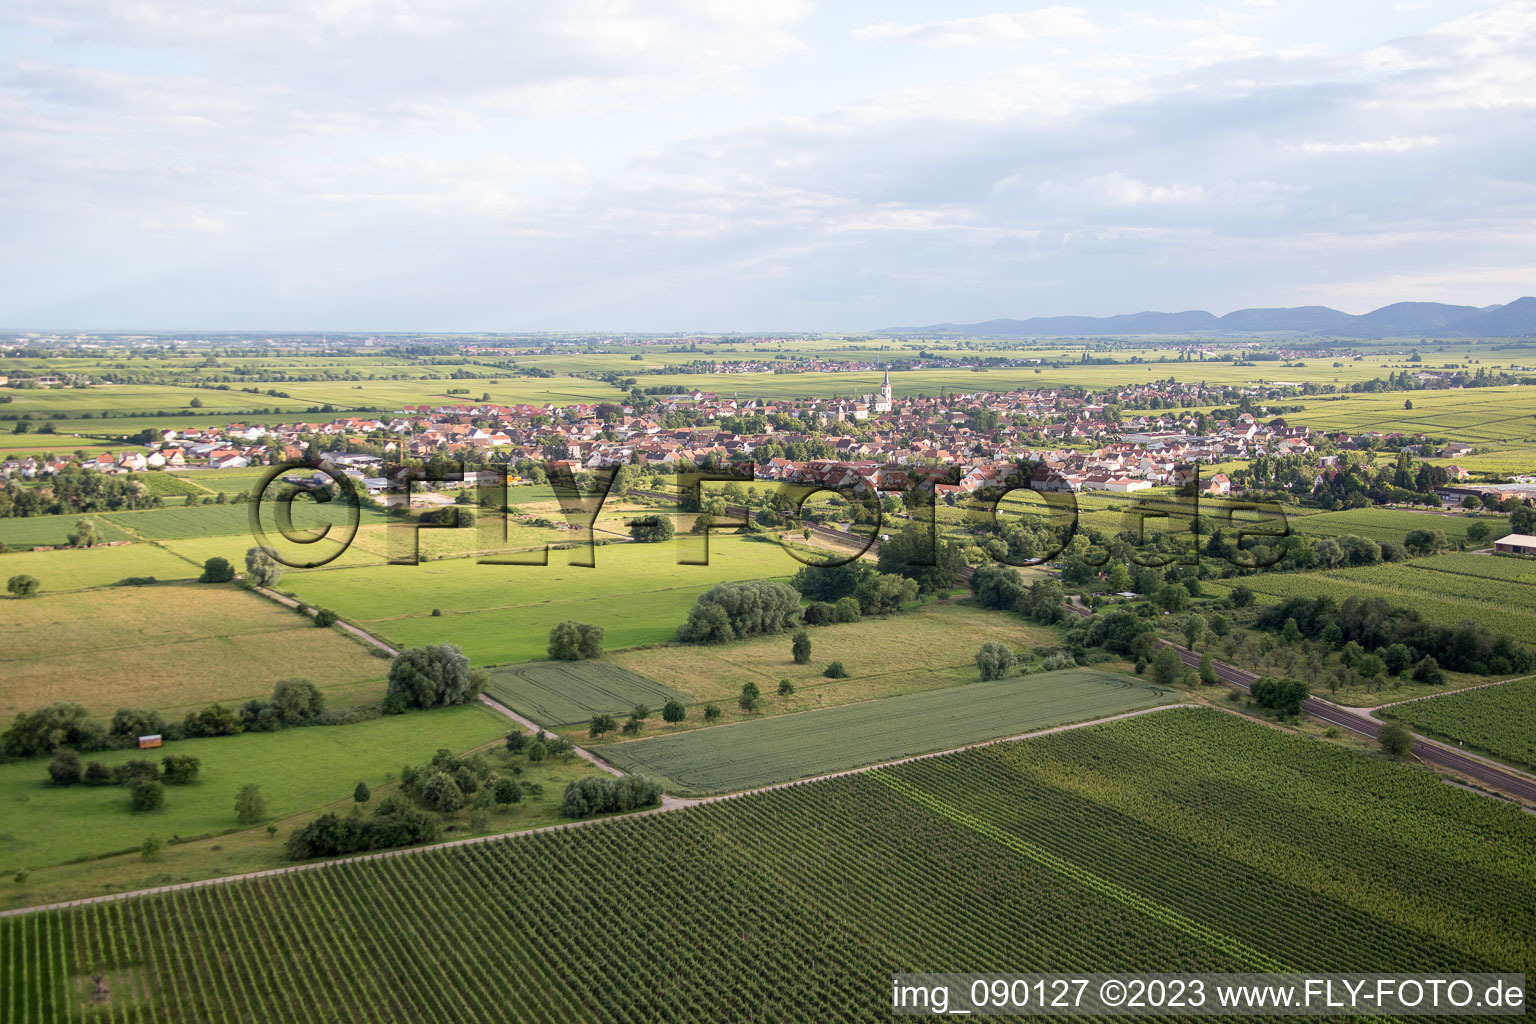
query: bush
[
  {"left": 527, "top": 741, "right": 546, "bottom": 763},
  {"left": 420, "top": 772, "right": 465, "bottom": 813},
  {"left": 160, "top": 755, "right": 201, "bottom": 784},
  {"left": 505, "top": 730, "right": 529, "bottom": 753},
  {"left": 244, "top": 546, "right": 284, "bottom": 588},
  {"left": 82, "top": 761, "right": 113, "bottom": 786},
  {"left": 313, "top": 608, "right": 339, "bottom": 628},
  {"left": 1250, "top": 677, "right": 1309, "bottom": 717},
  {"left": 661, "top": 699, "right": 686, "bottom": 723},
  {"left": 738, "top": 681, "right": 760, "bottom": 712},
  {"left": 183, "top": 703, "right": 242, "bottom": 738},
  {"left": 386, "top": 644, "right": 474, "bottom": 708},
  {"left": 7, "top": 574, "right": 40, "bottom": 598},
  {"left": 559, "top": 775, "right": 663, "bottom": 818},
  {"left": 791, "top": 629, "right": 811, "bottom": 664},
  {"left": 547, "top": 621, "right": 605, "bottom": 660},
  {"left": 1412, "top": 655, "right": 1446, "bottom": 686},
  {"left": 823, "top": 661, "right": 848, "bottom": 679},
  {"left": 2, "top": 703, "right": 105, "bottom": 758},
  {"left": 353, "top": 781, "right": 371, "bottom": 803},
  {"left": 130, "top": 779, "right": 164, "bottom": 812},
  {"left": 284, "top": 804, "right": 439, "bottom": 860},
  {"left": 235, "top": 784, "right": 267, "bottom": 824},
  {"left": 777, "top": 678, "right": 794, "bottom": 696},
  {"left": 48, "top": 750, "right": 82, "bottom": 786},
  {"left": 109, "top": 708, "right": 167, "bottom": 740},
  {"left": 703, "top": 704, "right": 722, "bottom": 722},
  {"left": 199, "top": 557, "right": 235, "bottom": 583},
  {"left": 112, "top": 760, "right": 161, "bottom": 786},
  {"left": 141, "top": 836, "right": 164, "bottom": 861}
]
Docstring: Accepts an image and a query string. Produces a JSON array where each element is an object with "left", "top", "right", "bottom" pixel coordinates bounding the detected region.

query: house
[
  {"left": 1201, "top": 474, "right": 1232, "bottom": 496},
  {"left": 1494, "top": 534, "right": 1536, "bottom": 556}
]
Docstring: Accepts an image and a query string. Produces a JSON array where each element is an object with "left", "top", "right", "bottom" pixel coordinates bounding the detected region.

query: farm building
[{"left": 1493, "top": 534, "right": 1536, "bottom": 556}]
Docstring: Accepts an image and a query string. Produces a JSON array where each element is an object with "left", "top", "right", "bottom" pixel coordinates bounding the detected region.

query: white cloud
[
  {"left": 855, "top": 8, "right": 1098, "bottom": 47},
  {"left": 1295, "top": 135, "right": 1440, "bottom": 153}
]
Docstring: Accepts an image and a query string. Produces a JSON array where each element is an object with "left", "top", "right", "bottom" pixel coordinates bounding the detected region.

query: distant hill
[{"left": 880, "top": 298, "right": 1536, "bottom": 338}]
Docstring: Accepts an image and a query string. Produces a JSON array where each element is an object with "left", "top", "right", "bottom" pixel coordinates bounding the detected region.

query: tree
[
  {"left": 526, "top": 741, "right": 546, "bottom": 763},
  {"left": 140, "top": 836, "right": 164, "bottom": 861},
  {"left": 386, "top": 644, "right": 474, "bottom": 708},
  {"left": 199, "top": 557, "right": 235, "bottom": 583},
  {"left": 1229, "top": 584, "right": 1255, "bottom": 608},
  {"left": 1198, "top": 651, "right": 1218, "bottom": 686},
  {"left": 1511, "top": 505, "right": 1536, "bottom": 535},
  {"left": 975, "top": 642, "right": 1015, "bottom": 681},
  {"left": 739, "top": 681, "right": 760, "bottom": 712},
  {"left": 677, "top": 580, "right": 801, "bottom": 644},
  {"left": 628, "top": 514, "right": 674, "bottom": 543},
  {"left": 313, "top": 608, "right": 338, "bottom": 627},
  {"left": 420, "top": 772, "right": 465, "bottom": 813},
  {"left": 1280, "top": 617, "right": 1302, "bottom": 645},
  {"left": 1154, "top": 585, "right": 1189, "bottom": 612},
  {"left": 703, "top": 704, "right": 722, "bottom": 722},
  {"left": 777, "top": 678, "right": 794, "bottom": 696},
  {"left": 67, "top": 518, "right": 98, "bottom": 549},
  {"left": 2, "top": 703, "right": 102, "bottom": 757},
  {"left": 7, "top": 574, "right": 40, "bottom": 598},
  {"left": 547, "top": 621, "right": 604, "bottom": 660},
  {"left": 48, "top": 750, "right": 82, "bottom": 786},
  {"left": 493, "top": 778, "right": 521, "bottom": 805},
  {"left": 1151, "top": 646, "right": 1184, "bottom": 686},
  {"left": 1412, "top": 655, "right": 1445, "bottom": 685},
  {"left": 876, "top": 522, "right": 965, "bottom": 594},
  {"left": 244, "top": 546, "right": 284, "bottom": 587},
  {"left": 1182, "top": 613, "right": 1207, "bottom": 651},
  {"left": 588, "top": 713, "right": 617, "bottom": 739},
  {"left": 791, "top": 629, "right": 812, "bottom": 664},
  {"left": 661, "top": 699, "right": 686, "bottom": 723},
  {"left": 1208, "top": 613, "right": 1230, "bottom": 638},
  {"left": 823, "top": 661, "right": 848, "bottom": 679},
  {"left": 353, "top": 781, "right": 371, "bottom": 804},
  {"left": 969, "top": 565, "right": 1026, "bottom": 610},
  {"left": 131, "top": 779, "right": 164, "bottom": 812},
  {"left": 235, "top": 784, "right": 267, "bottom": 824},
  {"left": 1466, "top": 521, "right": 1491, "bottom": 544},
  {"left": 271, "top": 677, "right": 324, "bottom": 726},
  {"left": 1378, "top": 719, "right": 1414, "bottom": 757}
]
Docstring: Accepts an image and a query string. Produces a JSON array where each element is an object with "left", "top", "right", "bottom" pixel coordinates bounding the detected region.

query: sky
[{"left": 1, "top": 0, "right": 1533, "bottom": 332}]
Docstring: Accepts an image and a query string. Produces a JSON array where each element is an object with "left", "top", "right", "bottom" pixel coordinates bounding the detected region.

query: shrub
[
  {"left": 677, "top": 580, "right": 802, "bottom": 644},
  {"left": 1412, "top": 655, "right": 1446, "bottom": 686},
  {"left": 353, "top": 781, "right": 371, "bottom": 803},
  {"left": 493, "top": 777, "right": 521, "bottom": 805},
  {"left": 527, "top": 741, "right": 546, "bottom": 763},
  {"left": 738, "top": 681, "right": 760, "bottom": 712},
  {"left": 109, "top": 708, "right": 167, "bottom": 740},
  {"left": 82, "top": 761, "right": 113, "bottom": 786},
  {"left": 7, "top": 574, "right": 41, "bottom": 598},
  {"left": 1, "top": 703, "right": 104, "bottom": 758},
  {"left": 1378, "top": 718, "right": 1414, "bottom": 757},
  {"left": 703, "top": 704, "right": 722, "bottom": 722},
  {"left": 198, "top": 557, "right": 235, "bottom": 583},
  {"left": 160, "top": 755, "right": 201, "bottom": 784},
  {"left": 791, "top": 629, "right": 811, "bottom": 664},
  {"left": 48, "top": 750, "right": 82, "bottom": 786},
  {"left": 313, "top": 608, "right": 339, "bottom": 628},
  {"left": 823, "top": 661, "right": 848, "bottom": 679},
  {"left": 628, "top": 514, "right": 674, "bottom": 543},
  {"left": 235, "top": 784, "right": 267, "bottom": 824},
  {"left": 777, "top": 678, "right": 794, "bottom": 696},
  {"left": 244, "top": 546, "right": 284, "bottom": 588},
  {"left": 130, "top": 779, "right": 164, "bottom": 812}
]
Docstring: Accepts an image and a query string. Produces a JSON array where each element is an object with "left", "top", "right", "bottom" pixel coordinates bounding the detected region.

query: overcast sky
[{"left": 1, "top": 0, "right": 1532, "bottom": 332}]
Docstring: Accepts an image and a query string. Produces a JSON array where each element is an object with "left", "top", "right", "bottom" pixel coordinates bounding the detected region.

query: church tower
[{"left": 876, "top": 369, "right": 893, "bottom": 413}]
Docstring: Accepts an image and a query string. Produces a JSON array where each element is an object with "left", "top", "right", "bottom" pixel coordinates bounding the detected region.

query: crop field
[
  {"left": 0, "top": 543, "right": 196, "bottom": 591},
  {"left": 234, "top": 375, "right": 626, "bottom": 408},
  {"left": 1380, "top": 677, "right": 1536, "bottom": 771},
  {"left": 1209, "top": 566, "right": 1536, "bottom": 637},
  {"left": 0, "top": 584, "right": 388, "bottom": 719},
  {"left": 100, "top": 500, "right": 391, "bottom": 541},
  {"left": 0, "top": 704, "right": 507, "bottom": 870},
  {"left": 279, "top": 533, "right": 799, "bottom": 664},
  {"left": 1286, "top": 507, "right": 1504, "bottom": 546},
  {"left": 1285, "top": 387, "right": 1536, "bottom": 443},
  {"left": 614, "top": 600, "right": 1064, "bottom": 707},
  {"left": 1410, "top": 550, "right": 1536, "bottom": 582},
  {"left": 4, "top": 708, "right": 1530, "bottom": 1023},
  {"left": 0, "top": 384, "right": 316, "bottom": 417},
  {"left": 596, "top": 669, "right": 1172, "bottom": 793},
  {"left": 0, "top": 516, "right": 131, "bottom": 549},
  {"left": 482, "top": 662, "right": 691, "bottom": 726}
]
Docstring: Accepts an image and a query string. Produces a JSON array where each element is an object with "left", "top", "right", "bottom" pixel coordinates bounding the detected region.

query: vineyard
[
  {"left": 596, "top": 669, "right": 1171, "bottom": 793},
  {"left": 3, "top": 709, "right": 1531, "bottom": 1023},
  {"left": 482, "top": 661, "right": 692, "bottom": 727},
  {"left": 1286, "top": 507, "right": 1504, "bottom": 546},
  {"left": 1380, "top": 677, "right": 1536, "bottom": 771}
]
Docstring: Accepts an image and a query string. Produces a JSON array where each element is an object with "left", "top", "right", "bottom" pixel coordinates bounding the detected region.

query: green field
[
  {"left": 0, "top": 704, "right": 507, "bottom": 870},
  {"left": 1380, "top": 677, "right": 1536, "bottom": 771},
  {"left": 1285, "top": 386, "right": 1536, "bottom": 443},
  {"left": 3, "top": 708, "right": 1530, "bottom": 1023},
  {"left": 482, "top": 662, "right": 692, "bottom": 726},
  {"left": 0, "top": 516, "right": 131, "bottom": 549},
  {"left": 597, "top": 669, "right": 1172, "bottom": 793},
  {"left": 280, "top": 533, "right": 800, "bottom": 665},
  {"left": 100, "top": 500, "right": 390, "bottom": 541},
  {"left": 0, "top": 543, "right": 196, "bottom": 591}
]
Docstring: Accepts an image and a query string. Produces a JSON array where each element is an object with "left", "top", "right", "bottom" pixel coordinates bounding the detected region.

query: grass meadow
[
  {"left": 0, "top": 704, "right": 507, "bottom": 871},
  {"left": 1, "top": 583, "right": 389, "bottom": 718}
]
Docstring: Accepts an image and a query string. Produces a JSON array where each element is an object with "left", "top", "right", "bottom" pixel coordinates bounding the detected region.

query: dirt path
[
  {"left": 0, "top": 702, "right": 1195, "bottom": 919},
  {"left": 476, "top": 694, "right": 623, "bottom": 777},
  {"left": 251, "top": 583, "right": 400, "bottom": 654}
]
